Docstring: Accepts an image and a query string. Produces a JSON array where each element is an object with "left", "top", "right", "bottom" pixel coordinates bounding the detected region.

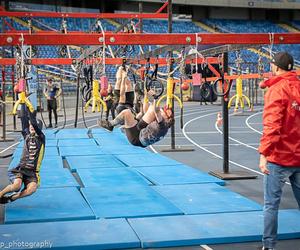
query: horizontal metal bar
[
  {"left": 1, "top": 33, "right": 299, "bottom": 46},
  {"left": 0, "top": 57, "right": 219, "bottom": 66}
]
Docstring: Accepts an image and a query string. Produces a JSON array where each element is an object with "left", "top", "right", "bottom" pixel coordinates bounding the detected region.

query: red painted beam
[
  {"left": 0, "top": 10, "right": 167, "bottom": 19},
  {"left": 0, "top": 57, "right": 219, "bottom": 66},
  {"left": 156, "top": 1, "right": 169, "bottom": 13},
  {"left": 0, "top": 33, "right": 299, "bottom": 46}
]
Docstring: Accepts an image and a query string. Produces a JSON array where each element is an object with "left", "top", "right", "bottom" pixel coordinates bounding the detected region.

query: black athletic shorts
[
  {"left": 8, "top": 167, "right": 39, "bottom": 187},
  {"left": 47, "top": 99, "right": 57, "bottom": 111},
  {"left": 116, "top": 103, "right": 133, "bottom": 114},
  {"left": 124, "top": 119, "right": 148, "bottom": 147},
  {"left": 113, "top": 90, "right": 134, "bottom": 105}
]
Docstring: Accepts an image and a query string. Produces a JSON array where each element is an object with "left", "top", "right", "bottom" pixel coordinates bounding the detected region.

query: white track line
[
  {"left": 214, "top": 122, "right": 258, "bottom": 151},
  {"left": 0, "top": 142, "right": 20, "bottom": 154},
  {"left": 182, "top": 113, "right": 263, "bottom": 176},
  {"left": 245, "top": 111, "right": 263, "bottom": 135},
  {"left": 150, "top": 108, "right": 218, "bottom": 153},
  {"left": 200, "top": 245, "right": 214, "bottom": 250}
]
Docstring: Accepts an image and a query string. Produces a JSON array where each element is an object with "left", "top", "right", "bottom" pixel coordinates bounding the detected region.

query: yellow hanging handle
[
  {"left": 84, "top": 80, "right": 107, "bottom": 113},
  {"left": 228, "top": 76, "right": 251, "bottom": 111},
  {"left": 12, "top": 79, "right": 34, "bottom": 115},
  {"left": 157, "top": 77, "right": 183, "bottom": 109}
]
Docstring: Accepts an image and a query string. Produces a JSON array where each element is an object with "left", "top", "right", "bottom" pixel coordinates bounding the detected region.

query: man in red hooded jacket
[{"left": 258, "top": 52, "right": 300, "bottom": 250}]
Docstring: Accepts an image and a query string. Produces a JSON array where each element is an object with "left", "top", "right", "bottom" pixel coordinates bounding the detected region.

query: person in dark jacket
[
  {"left": 44, "top": 78, "right": 61, "bottom": 128},
  {"left": 104, "top": 83, "right": 116, "bottom": 121}
]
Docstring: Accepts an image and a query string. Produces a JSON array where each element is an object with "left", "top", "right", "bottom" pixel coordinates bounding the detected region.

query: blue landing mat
[
  {"left": 0, "top": 218, "right": 140, "bottom": 250},
  {"left": 9, "top": 156, "right": 63, "bottom": 171},
  {"left": 136, "top": 165, "right": 225, "bottom": 186},
  {"left": 116, "top": 153, "right": 182, "bottom": 167},
  {"left": 77, "top": 168, "right": 151, "bottom": 188},
  {"left": 128, "top": 209, "right": 300, "bottom": 248},
  {"left": 39, "top": 168, "right": 80, "bottom": 189},
  {"left": 5, "top": 187, "right": 95, "bottom": 224},
  {"left": 45, "top": 139, "right": 58, "bottom": 147},
  {"left": 153, "top": 183, "right": 262, "bottom": 214},
  {"left": 44, "top": 147, "right": 59, "bottom": 157},
  {"left": 92, "top": 127, "right": 124, "bottom": 135},
  {"left": 100, "top": 144, "right": 148, "bottom": 155},
  {"left": 42, "top": 129, "right": 57, "bottom": 139},
  {"left": 40, "top": 157, "right": 64, "bottom": 170},
  {"left": 12, "top": 147, "right": 22, "bottom": 158},
  {"left": 55, "top": 129, "right": 89, "bottom": 139},
  {"left": 66, "top": 155, "right": 126, "bottom": 171},
  {"left": 94, "top": 135, "right": 130, "bottom": 146},
  {"left": 58, "top": 138, "right": 97, "bottom": 147},
  {"left": 81, "top": 185, "right": 183, "bottom": 219},
  {"left": 91, "top": 127, "right": 116, "bottom": 134},
  {"left": 59, "top": 146, "right": 105, "bottom": 157}
]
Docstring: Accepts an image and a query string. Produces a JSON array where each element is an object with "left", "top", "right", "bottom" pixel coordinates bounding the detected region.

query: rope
[
  {"left": 268, "top": 32, "right": 274, "bottom": 58},
  {"left": 196, "top": 33, "right": 198, "bottom": 73},
  {"left": 97, "top": 20, "right": 106, "bottom": 76}
]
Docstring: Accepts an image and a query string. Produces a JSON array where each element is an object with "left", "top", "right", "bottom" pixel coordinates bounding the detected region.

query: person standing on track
[
  {"left": 258, "top": 52, "right": 300, "bottom": 250},
  {"left": 44, "top": 77, "right": 61, "bottom": 128}
]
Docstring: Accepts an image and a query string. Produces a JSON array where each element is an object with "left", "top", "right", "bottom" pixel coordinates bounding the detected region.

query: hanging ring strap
[
  {"left": 195, "top": 33, "right": 198, "bottom": 73},
  {"left": 268, "top": 32, "right": 274, "bottom": 59},
  {"left": 98, "top": 20, "right": 106, "bottom": 75}
]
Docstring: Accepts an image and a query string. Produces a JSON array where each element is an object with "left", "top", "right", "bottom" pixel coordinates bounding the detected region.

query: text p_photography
[{"left": 0, "top": 240, "right": 52, "bottom": 249}]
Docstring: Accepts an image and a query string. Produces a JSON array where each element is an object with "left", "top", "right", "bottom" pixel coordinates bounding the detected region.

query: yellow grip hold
[
  {"left": 156, "top": 77, "right": 183, "bottom": 109},
  {"left": 228, "top": 77, "right": 251, "bottom": 111},
  {"left": 84, "top": 80, "right": 107, "bottom": 113},
  {"left": 166, "top": 77, "right": 175, "bottom": 108},
  {"left": 12, "top": 92, "right": 35, "bottom": 115},
  {"left": 236, "top": 77, "right": 243, "bottom": 97}
]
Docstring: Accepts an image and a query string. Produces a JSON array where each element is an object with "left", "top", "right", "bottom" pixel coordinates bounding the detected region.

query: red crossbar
[
  {"left": 1, "top": 33, "right": 299, "bottom": 46},
  {"left": 0, "top": 57, "right": 219, "bottom": 66},
  {"left": 0, "top": 10, "right": 167, "bottom": 19}
]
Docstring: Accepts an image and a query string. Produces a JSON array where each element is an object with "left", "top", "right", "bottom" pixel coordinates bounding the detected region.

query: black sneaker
[
  {"left": 259, "top": 247, "right": 274, "bottom": 250},
  {"left": 47, "top": 124, "right": 53, "bottom": 128},
  {"left": 99, "top": 119, "right": 114, "bottom": 132},
  {"left": 0, "top": 195, "right": 13, "bottom": 204}
]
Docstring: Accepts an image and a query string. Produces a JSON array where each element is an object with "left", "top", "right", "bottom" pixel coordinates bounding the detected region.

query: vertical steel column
[
  {"left": 168, "top": 0, "right": 176, "bottom": 150},
  {"left": 74, "top": 73, "right": 80, "bottom": 128},
  {"left": 210, "top": 53, "right": 257, "bottom": 180},
  {"left": 222, "top": 52, "right": 229, "bottom": 174}
]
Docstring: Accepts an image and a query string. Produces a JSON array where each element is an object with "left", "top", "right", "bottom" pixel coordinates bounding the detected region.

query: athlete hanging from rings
[{"left": 99, "top": 67, "right": 174, "bottom": 148}]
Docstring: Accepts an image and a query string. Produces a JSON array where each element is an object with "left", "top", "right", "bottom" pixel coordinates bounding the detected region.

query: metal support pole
[
  {"left": 222, "top": 52, "right": 229, "bottom": 174},
  {"left": 161, "top": 0, "right": 194, "bottom": 153},
  {"left": 12, "top": 64, "right": 16, "bottom": 130},
  {"left": 168, "top": 0, "right": 176, "bottom": 150},
  {"left": 74, "top": 73, "right": 80, "bottom": 128},
  {"left": 210, "top": 53, "right": 257, "bottom": 180},
  {"left": 0, "top": 66, "right": 13, "bottom": 142}
]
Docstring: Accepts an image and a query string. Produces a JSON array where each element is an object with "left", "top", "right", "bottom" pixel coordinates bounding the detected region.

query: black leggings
[
  {"left": 47, "top": 99, "right": 57, "bottom": 125},
  {"left": 105, "top": 100, "right": 115, "bottom": 120}
]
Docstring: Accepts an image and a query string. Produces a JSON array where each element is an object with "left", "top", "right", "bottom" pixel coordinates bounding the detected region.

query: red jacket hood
[{"left": 263, "top": 71, "right": 299, "bottom": 88}]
